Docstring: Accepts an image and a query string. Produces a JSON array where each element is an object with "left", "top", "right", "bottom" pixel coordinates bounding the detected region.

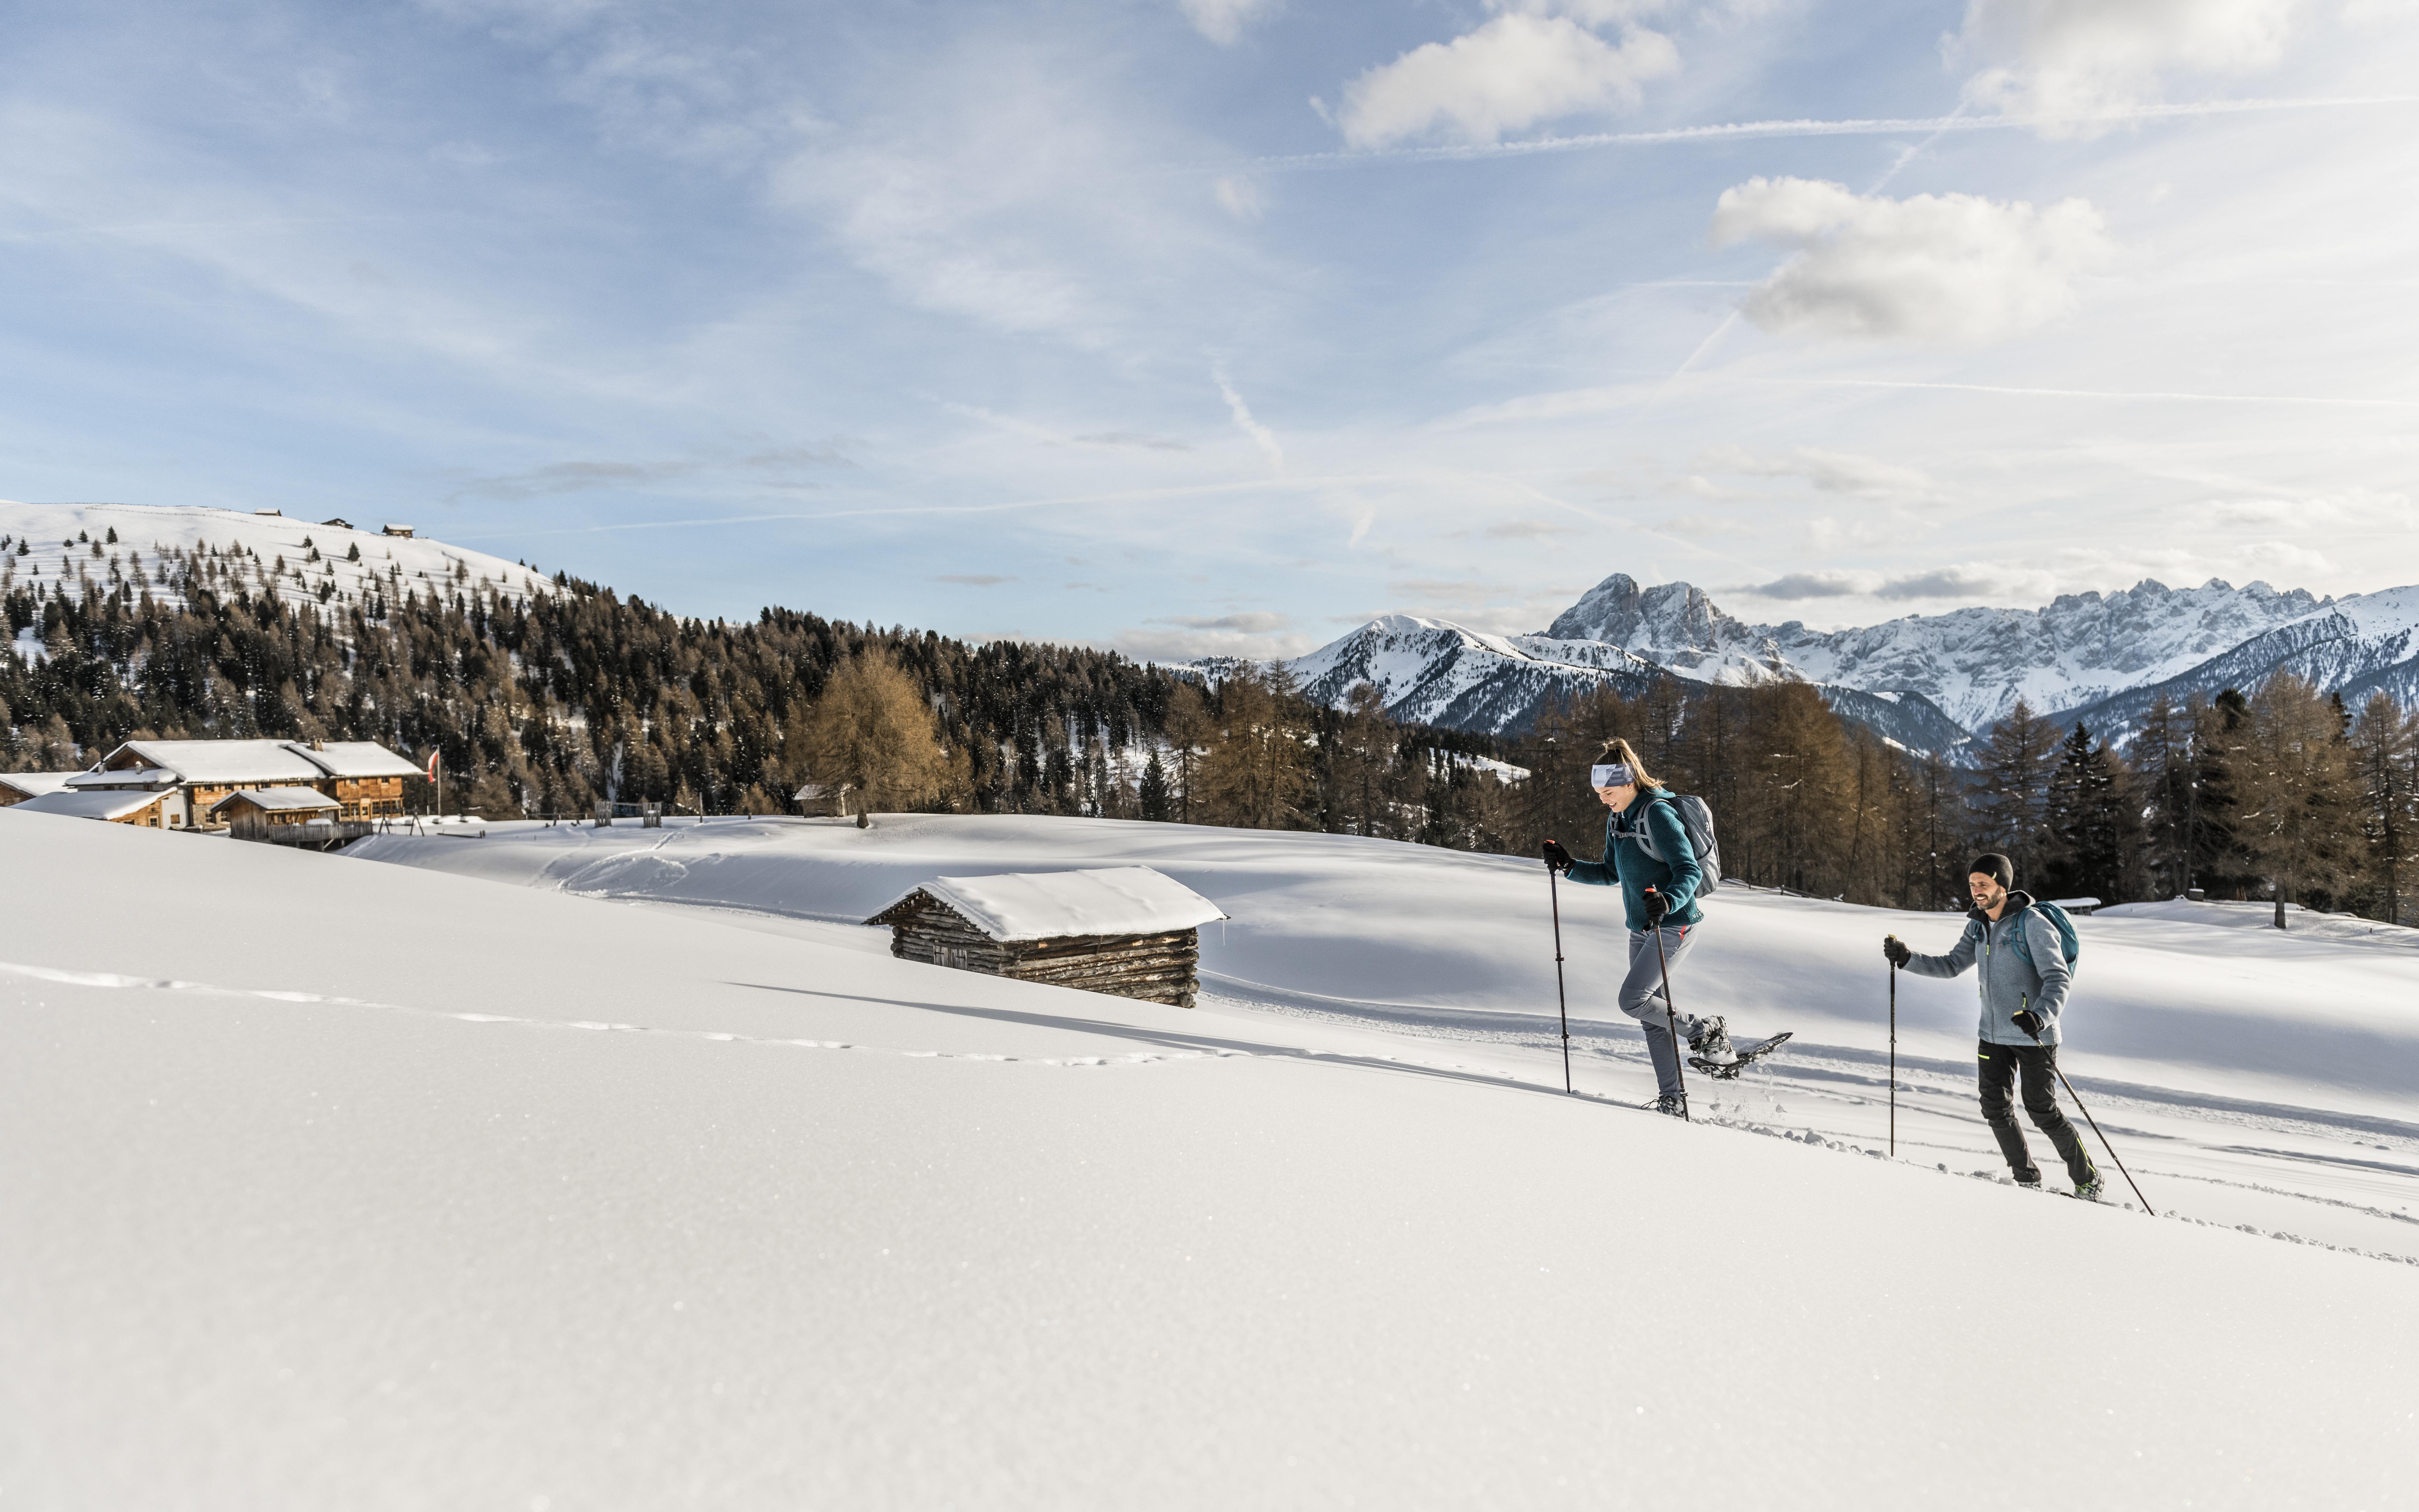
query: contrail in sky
[{"left": 1248, "top": 95, "right": 2419, "bottom": 171}]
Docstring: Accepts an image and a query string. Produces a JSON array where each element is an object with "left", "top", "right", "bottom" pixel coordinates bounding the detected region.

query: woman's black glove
[
  {"left": 1540, "top": 839, "right": 1574, "bottom": 874},
  {"left": 2011, "top": 1009, "right": 2046, "bottom": 1038},
  {"left": 1883, "top": 935, "right": 1911, "bottom": 967},
  {"left": 1641, "top": 888, "right": 1670, "bottom": 924}
]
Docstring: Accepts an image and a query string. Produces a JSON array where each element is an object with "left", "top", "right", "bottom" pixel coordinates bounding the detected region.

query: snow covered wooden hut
[
  {"left": 865, "top": 867, "right": 1227, "bottom": 1008},
  {"left": 0, "top": 771, "right": 80, "bottom": 808}
]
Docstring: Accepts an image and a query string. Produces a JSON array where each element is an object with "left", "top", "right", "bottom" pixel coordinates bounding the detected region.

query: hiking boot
[
  {"left": 1647, "top": 1094, "right": 1688, "bottom": 1118},
  {"left": 2014, "top": 1174, "right": 2044, "bottom": 1190},
  {"left": 2075, "top": 1173, "right": 2105, "bottom": 1202},
  {"left": 1687, "top": 1015, "right": 1735, "bottom": 1065}
]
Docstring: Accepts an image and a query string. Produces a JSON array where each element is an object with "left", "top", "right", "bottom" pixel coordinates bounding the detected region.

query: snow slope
[
  {"left": 9, "top": 811, "right": 2419, "bottom": 1508},
  {"left": 0, "top": 498, "right": 549, "bottom": 618},
  {"left": 346, "top": 815, "right": 2419, "bottom": 1261}
]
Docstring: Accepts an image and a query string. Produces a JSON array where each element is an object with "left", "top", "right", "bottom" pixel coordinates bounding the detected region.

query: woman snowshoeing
[{"left": 1541, "top": 738, "right": 1733, "bottom": 1117}]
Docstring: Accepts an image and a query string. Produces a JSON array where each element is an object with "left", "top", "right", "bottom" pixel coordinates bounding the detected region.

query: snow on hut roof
[
  {"left": 866, "top": 867, "right": 1227, "bottom": 943},
  {"left": 209, "top": 786, "right": 341, "bottom": 814},
  {"left": 291, "top": 742, "right": 423, "bottom": 780},
  {"left": 99, "top": 740, "right": 327, "bottom": 785},
  {"left": 66, "top": 766, "right": 178, "bottom": 790},
  {"left": 86, "top": 738, "right": 422, "bottom": 785},
  {"left": 9, "top": 788, "right": 162, "bottom": 820},
  {"left": 0, "top": 771, "right": 82, "bottom": 799}
]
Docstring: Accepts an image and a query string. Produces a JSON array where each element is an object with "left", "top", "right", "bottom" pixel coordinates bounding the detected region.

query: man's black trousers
[{"left": 1976, "top": 1040, "right": 2095, "bottom": 1187}]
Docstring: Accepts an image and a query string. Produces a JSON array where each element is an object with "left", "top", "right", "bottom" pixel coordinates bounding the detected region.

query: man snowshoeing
[
  {"left": 1542, "top": 739, "right": 1734, "bottom": 1117},
  {"left": 1884, "top": 854, "right": 2103, "bottom": 1199}
]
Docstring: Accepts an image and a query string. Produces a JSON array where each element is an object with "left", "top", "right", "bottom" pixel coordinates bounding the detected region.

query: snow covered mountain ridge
[
  {"left": 1280, "top": 572, "right": 2419, "bottom": 749},
  {"left": 1, "top": 499, "right": 550, "bottom": 626}
]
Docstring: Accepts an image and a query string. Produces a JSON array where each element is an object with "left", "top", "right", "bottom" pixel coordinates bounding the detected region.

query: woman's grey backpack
[{"left": 1629, "top": 792, "right": 1723, "bottom": 894}]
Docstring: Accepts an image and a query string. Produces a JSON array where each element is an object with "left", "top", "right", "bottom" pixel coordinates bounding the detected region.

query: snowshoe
[
  {"left": 1645, "top": 1094, "right": 1689, "bottom": 1119},
  {"left": 2074, "top": 1174, "right": 2105, "bottom": 1203},
  {"left": 1687, "top": 1015, "right": 1735, "bottom": 1065},
  {"left": 1688, "top": 1031, "right": 1793, "bottom": 1081}
]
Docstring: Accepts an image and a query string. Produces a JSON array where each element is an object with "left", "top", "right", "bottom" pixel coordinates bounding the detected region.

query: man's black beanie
[{"left": 1968, "top": 853, "right": 2014, "bottom": 888}]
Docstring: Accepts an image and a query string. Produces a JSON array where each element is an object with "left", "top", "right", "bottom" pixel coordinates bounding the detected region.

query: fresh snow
[{"left": 9, "top": 810, "right": 2419, "bottom": 1508}]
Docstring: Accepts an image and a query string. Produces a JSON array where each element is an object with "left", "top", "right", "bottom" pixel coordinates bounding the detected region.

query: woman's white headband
[{"left": 1590, "top": 763, "right": 1633, "bottom": 788}]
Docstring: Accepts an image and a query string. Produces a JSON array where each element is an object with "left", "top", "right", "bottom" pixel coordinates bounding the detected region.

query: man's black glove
[
  {"left": 1640, "top": 888, "right": 1670, "bottom": 925},
  {"left": 1541, "top": 839, "right": 1574, "bottom": 874},
  {"left": 2011, "top": 1009, "right": 2046, "bottom": 1039},
  {"left": 1883, "top": 935, "right": 1911, "bottom": 968}
]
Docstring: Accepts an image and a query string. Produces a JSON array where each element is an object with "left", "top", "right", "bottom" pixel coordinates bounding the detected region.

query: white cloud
[
  {"left": 1214, "top": 175, "right": 1265, "bottom": 222},
  {"left": 1178, "top": 0, "right": 1278, "bottom": 45},
  {"left": 1708, "top": 176, "right": 2112, "bottom": 344},
  {"left": 2206, "top": 486, "right": 2412, "bottom": 531},
  {"left": 1953, "top": 0, "right": 2299, "bottom": 125},
  {"left": 1700, "top": 444, "right": 1939, "bottom": 498},
  {"left": 1338, "top": 13, "right": 1678, "bottom": 149},
  {"left": 1746, "top": 569, "right": 1877, "bottom": 598},
  {"left": 1217, "top": 371, "right": 1285, "bottom": 471}
]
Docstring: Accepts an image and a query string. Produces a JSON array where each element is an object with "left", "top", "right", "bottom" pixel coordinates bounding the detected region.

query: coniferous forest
[{"left": 5, "top": 534, "right": 2413, "bottom": 925}]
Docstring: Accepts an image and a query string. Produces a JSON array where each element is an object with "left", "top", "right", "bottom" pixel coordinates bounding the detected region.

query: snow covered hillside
[
  {"left": 10, "top": 813, "right": 2419, "bottom": 1507},
  {"left": 1281, "top": 571, "right": 2412, "bottom": 746},
  {"left": 0, "top": 498, "right": 548, "bottom": 626},
  {"left": 350, "top": 814, "right": 2419, "bottom": 1258}
]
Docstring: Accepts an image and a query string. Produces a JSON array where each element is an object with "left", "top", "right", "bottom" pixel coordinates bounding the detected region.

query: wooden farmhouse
[
  {"left": 48, "top": 738, "right": 424, "bottom": 829},
  {"left": 0, "top": 771, "right": 80, "bottom": 808},
  {"left": 10, "top": 787, "right": 168, "bottom": 827},
  {"left": 866, "top": 867, "right": 1228, "bottom": 1008}
]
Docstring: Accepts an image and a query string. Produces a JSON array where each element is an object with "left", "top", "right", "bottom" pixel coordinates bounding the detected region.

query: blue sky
[{"left": 4, "top": 0, "right": 2415, "bottom": 659}]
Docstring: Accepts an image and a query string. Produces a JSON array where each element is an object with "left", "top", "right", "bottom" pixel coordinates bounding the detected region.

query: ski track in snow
[
  {"left": 1198, "top": 989, "right": 2419, "bottom": 1267},
  {"left": 0, "top": 958, "right": 1503, "bottom": 1077}
]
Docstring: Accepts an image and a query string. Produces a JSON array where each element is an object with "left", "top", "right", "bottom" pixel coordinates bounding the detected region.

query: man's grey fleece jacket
[{"left": 1901, "top": 890, "right": 2073, "bottom": 1046}]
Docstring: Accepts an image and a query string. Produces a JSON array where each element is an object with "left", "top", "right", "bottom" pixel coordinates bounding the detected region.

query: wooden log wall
[{"left": 886, "top": 903, "right": 1202, "bottom": 1008}]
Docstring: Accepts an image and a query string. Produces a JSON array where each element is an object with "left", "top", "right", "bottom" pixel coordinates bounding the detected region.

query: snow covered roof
[
  {"left": 9, "top": 788, "right": 163, "bottom": 820},
  {"left": 294, "top": 742, "right": 423, "bottom": 780},
  {"left": 100, "top": 740, "right": 326, "bottom": 784},
  {"left": 0, "top": 771, "right": 81, "bottom": 799},
  {"left": 866, "top": 867, "right": 1227, "bottom": 942},
  {"left": 88, "top": 738, "right": 420, "bottom": 785},
  {"left": 67, "top": 766, "right": 178, "bottom": 790},
  {"left": 209, "top": 786, "right": 341, "bottom": 815}
]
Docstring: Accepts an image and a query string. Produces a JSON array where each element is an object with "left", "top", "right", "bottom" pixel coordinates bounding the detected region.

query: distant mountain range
[{"left": 1271, "top": 574, "right": 2419, "bottom": 754}]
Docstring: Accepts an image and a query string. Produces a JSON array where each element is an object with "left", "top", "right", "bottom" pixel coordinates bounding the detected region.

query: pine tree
[
  {"left": 2044, "top": 722, "right": 2142, "bottom": 903},
  {"left": 1971, "top": 698, "right": 2058, "bottom": 887},
  {"left": 2347, "top": 691, "right": 2415, "bottom": 924},
  {"left": 1138, "top": 749, "right": 1171, "bottom": 822}
]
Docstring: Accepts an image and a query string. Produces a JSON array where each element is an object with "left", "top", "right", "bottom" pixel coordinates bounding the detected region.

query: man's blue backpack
[{"left": 2011, "top": 901, "right": 2081, "bottom": 976}]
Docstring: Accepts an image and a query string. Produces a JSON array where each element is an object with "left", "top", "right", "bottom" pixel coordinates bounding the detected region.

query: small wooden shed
[{"left": 866, "top": 867, "right": 1228, "bottom": 1008}]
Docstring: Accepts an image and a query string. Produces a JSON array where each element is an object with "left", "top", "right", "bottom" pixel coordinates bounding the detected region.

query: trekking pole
[
  {"left": 1888, "top": 961, "right": 1897, "bottom": 1158},
  {"left": 2028, "top": 1028, "right": 2155, "bottom": 1216},
  {"left": 1644, "top": 888, "right": 1688, "bottom": 1121},
  {"left": 1544, "top": 850, "right": 1573, "bottom": 1095}
]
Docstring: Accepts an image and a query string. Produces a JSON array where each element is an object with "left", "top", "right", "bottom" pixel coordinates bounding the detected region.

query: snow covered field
[
  {"left": 350, "top": 813, "right": 2419, "bottom": 1257},
  {"left": 8, "top": 811, "right": 2419, "bottom": 1507}
]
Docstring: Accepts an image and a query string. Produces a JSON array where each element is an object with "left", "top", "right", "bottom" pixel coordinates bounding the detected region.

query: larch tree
[
  {"left": 799, "top": 650, "right": 956, "bottom": 815},
  {"left": 2236, "top": 674, "right": 2358, "bottom": 927}
]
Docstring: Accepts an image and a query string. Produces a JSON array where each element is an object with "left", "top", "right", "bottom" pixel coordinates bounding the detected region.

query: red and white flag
[{"left": 426, "top": 751, "right": 440, "bottom": 783}]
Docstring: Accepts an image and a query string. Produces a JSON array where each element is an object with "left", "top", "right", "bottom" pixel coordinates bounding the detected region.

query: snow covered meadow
[{"left": 7, "top": 809, "right": 2419, "bottom": 1507}]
